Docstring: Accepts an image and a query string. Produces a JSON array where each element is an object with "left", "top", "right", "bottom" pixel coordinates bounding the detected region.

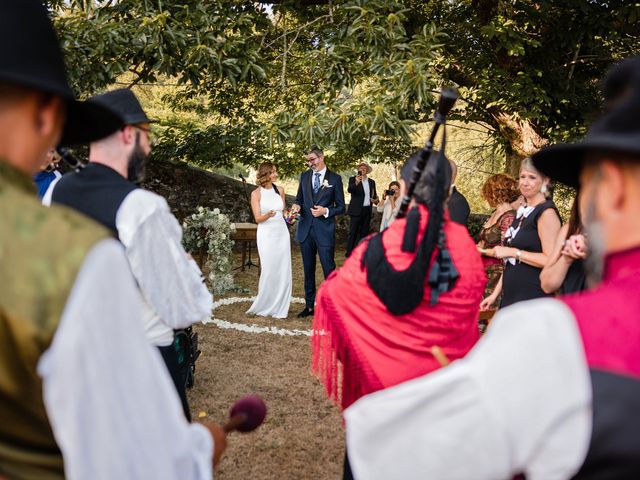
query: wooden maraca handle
[{"left": 223, "top": 413, "right": 248, "bottom": 433}]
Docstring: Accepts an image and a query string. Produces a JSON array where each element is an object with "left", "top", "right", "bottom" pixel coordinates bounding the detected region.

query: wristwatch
[{"left": 516, "top": 249, "right": 523, "bottom": 262}]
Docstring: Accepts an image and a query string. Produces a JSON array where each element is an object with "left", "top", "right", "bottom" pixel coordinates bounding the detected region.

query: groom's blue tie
[{"left": 313, "top": 172, "right": 321, "bottom": 194}]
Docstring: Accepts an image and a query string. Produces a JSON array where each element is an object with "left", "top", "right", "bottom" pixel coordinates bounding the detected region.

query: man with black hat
[
  {"left": 345, "top": 161, "right": 378, "bottom": 257},
  {"left": 46, "top": 88, "right": 212, "bottom": 421},
  {"left": 342, "top": 63, "right": 640, "bottom": 480},
  {"left": 0, "top": 1, "right": 225, "bottom": 478}
]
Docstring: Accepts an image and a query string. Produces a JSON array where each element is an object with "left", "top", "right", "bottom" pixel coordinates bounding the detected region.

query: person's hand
[
  {"left": 311, "top": 205, "right": 327, "bottom": 217},
  {"left": 204, "top": 422, "right": 228, "bottom": 467},
  {"left": 493, "top": 246, "right": 514, "bottom": 259},
  {"left": 268, "top": 210, "right": 277, "bottom": 218},
  {"left": 291, "top": 204, "right": 301, "bottom": 214},
  {"left": 372, "top": 196, "right": 379, "bottom": 205},
  {"left": 562, "top": 234, "right": 588, "bottom": 260},
  {"left": 430, "top": 346, "right": 451, "bottom": 367},
  {"left": 480, "top": 295, "right": 496, "bottom": 311},
  {"left": 477, "top": 246, "right": 496, "bottom": 258},
  {"left": 355, "top": 174, "right": 362, "bottom": 185}
]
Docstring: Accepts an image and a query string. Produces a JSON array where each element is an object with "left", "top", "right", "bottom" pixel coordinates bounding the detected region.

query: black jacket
[
  {"left": 447, "top": 186, "right": 470, "bottom": 227},
  {"left": 347, "top": 176, "right": 377, "bottom": 216}
]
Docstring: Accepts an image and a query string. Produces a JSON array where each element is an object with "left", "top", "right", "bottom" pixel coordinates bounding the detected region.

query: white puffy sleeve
[
  {"left": 38, "top": 239, "right": 214, "bottom": 480},
  {"left": 116, "top": 190, "right": 213, "bottom": 328},
  {"left": 344, "top": 298, "right": 593, "bottom": 480}
]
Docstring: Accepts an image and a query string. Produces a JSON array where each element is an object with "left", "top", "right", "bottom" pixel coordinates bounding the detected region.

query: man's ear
[
  {"left": 599, "top": 160, "right": 625, "bottom": 214},
  {"left": 35, "top": 95, "right": 64, "bottom": 146},
  {"left": 120, "top": 124, "right": 137, "bottom": 145}
]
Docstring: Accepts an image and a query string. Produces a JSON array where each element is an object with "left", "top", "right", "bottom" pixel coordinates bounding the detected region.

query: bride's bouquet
[{"left": 284, "top": 208, "right": 300, "bottom": 226}]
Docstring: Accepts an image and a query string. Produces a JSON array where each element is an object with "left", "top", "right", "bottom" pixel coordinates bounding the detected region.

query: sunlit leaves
[{"left": 47, "top": 0, "right": 640, "bottom": 176}]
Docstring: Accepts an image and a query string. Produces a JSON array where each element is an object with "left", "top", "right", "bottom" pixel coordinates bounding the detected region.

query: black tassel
[
  {"left": 428, "top": 230, "right": 460, "bottom": 305},
  {"left": 401, "top": 206, "right": 420, "bottom": 252}
]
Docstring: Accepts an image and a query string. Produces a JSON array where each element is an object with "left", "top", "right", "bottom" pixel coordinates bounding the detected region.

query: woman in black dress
[{"left": 480, "top": 158, "right": 561, "bottom": 310}]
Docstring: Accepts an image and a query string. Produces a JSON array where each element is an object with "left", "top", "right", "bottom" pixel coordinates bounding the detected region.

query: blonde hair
[
  {"left": 520, "top": 157, "right": 551, "bottom": 197},
  {"left": 520, "top": 157, "right": 541, "bottom": 176},
  {"left": 257, "top": 162, "right": 275, "bottom": 187}
]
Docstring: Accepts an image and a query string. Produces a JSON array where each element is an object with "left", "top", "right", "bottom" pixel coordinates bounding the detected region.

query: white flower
[
  {"left": 213, "top": 208, "right": 220, "bottom": 215},
  {"left": 322, "top": 179, "right": 331, "bottom": 188}
]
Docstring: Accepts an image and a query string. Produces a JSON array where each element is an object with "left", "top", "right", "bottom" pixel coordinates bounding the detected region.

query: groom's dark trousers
[{"left": 300, "top": 227, "right": 336, "bottom": 309}]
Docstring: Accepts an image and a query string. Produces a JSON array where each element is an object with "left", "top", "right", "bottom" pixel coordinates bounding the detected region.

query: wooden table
[{"left": 231, "top": 223, "right": 259, "bottom": 271}]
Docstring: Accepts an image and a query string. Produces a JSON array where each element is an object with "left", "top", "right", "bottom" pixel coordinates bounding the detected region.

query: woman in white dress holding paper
[{"left": 246, "top": 162, "right": 292, "bottom": 318}]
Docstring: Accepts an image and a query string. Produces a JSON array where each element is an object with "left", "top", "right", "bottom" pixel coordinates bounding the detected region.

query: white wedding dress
[{"left": 246, "top": 186, "right": 292, "bottom": 318}]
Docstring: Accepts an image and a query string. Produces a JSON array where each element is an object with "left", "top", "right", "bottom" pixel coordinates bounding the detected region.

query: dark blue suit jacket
[{"left": 294, "top": 169, "right": 345, "bottom": 247}]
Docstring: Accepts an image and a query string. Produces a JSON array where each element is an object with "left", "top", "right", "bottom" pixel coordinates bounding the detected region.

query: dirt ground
[{"left": 188, "top": 242, "right": 346, "bottom": 480}]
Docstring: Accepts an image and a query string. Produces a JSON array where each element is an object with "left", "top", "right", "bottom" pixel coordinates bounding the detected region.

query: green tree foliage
[
  {"left": 411, "top": 0, "right": 640, "bottom": 174},
  {"left": 48, "top": 0, "right": 640, "bottom": 177},
  {"left": 48, "top": 1, "right": 270, "bottom": 94}
]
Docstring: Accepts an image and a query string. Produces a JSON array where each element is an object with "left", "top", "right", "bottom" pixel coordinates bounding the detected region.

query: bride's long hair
[{"left": 257, "top": 162, "right": 275, "bottom": 187}]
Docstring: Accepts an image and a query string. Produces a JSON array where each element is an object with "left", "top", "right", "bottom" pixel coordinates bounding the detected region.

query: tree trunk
[
  {"left": 505, "top": 149, "right": 523, "bottom": 178},
  {"left": 493, "top": 112, "right": 548, "bottom": 177}
]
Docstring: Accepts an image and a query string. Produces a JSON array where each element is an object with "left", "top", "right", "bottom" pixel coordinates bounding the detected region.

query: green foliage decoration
[{"left": 182, "top": 206, "right": 236, "bottom": 296}]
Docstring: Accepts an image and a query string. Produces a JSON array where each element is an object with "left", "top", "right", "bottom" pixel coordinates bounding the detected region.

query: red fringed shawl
[{"left": 312, "top": 206, "right": 486, "bottom": 410}]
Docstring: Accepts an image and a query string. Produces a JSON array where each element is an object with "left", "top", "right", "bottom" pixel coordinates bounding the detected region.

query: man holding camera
[{"left": 346, "top": 162, "right": 378, "bottom": 257}]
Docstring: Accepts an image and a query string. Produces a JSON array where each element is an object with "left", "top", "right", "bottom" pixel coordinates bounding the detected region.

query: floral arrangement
[
  {"left": 182, "top": 206, "right": 237, "bottom": 295},
  {"left": 284, "top": 208, "right": 301, "bottom": 225}
]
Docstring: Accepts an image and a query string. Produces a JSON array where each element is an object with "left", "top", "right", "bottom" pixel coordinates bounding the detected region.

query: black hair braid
[{"left": 361, "top": 148, "right": 454, "bottom": 315}]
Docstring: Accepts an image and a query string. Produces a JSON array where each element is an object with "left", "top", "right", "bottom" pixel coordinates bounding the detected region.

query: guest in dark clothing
[
  {"left": 481, "top": 157, "right": 561, "bottom": 310},
  {"left": 446, "top": 160, "right": 470, "bottom": 226},
  {"left": 541, "top": 198, "right": 587, "bottom": 295},
  {"left": 346, "top": 162, "right": 378, "bottom": 257}
]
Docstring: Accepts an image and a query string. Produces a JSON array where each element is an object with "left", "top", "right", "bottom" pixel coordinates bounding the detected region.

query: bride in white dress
[{"left": 246, "top": 162, "right": 292, "bottom": 318}]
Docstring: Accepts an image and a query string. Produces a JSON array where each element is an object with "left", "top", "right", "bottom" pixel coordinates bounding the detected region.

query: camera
[{"left": 385, "top": 189, "right": 396, "bottom": 196}]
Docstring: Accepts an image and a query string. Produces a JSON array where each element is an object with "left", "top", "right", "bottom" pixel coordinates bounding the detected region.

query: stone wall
[
  {"left": 142, "top": 159, "right": 484, "bottom": 244},
  {"left": 143, "top": 159, "right": 255, "bottom": 224}
]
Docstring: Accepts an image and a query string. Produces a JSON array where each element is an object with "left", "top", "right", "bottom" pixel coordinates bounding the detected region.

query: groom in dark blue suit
[{"left": 292, "top": 146, "right": 345, "bottom": 317}]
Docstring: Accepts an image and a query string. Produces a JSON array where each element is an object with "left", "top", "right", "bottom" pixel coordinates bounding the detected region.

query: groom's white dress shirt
[{"left": 312, "top": 167, "right": 330, "bottom": 218}]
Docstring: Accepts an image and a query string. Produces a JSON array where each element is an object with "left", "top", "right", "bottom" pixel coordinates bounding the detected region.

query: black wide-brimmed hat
[
  {"left": 533, "top": 91, "right": 640, "bottom": 189},
  {"left": 88, "top": 89, "right": 156, "bottom": 131},
  {"left": 0, "top": 0, "right": 123, "bottom": 145}
]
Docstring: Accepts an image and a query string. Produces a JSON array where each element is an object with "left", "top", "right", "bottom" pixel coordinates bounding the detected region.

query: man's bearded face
[
  {"left": 127, "top": 132, "right": 149, "bottom": 184},
  {"left": 580, "top": 164, "right": 606, "bottom": 286}
]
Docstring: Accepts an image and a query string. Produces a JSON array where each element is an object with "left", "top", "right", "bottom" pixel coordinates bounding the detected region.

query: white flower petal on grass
[
  {"left": 204, "top": 297, "right": 311, "bottom": 337},
  {"left": 205, "top": 318, "right": 312, "bottom": 337}
]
